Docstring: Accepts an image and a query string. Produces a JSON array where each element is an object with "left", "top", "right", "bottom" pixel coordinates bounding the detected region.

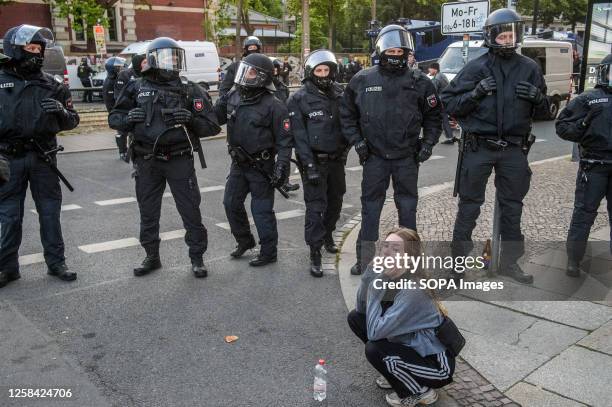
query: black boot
[
  {"left": 0, "top": 271, "right": 21, "bottom": 288},
  {"left": 323, "top": 236, "right": 339, "bottom": 254},
  {"left": 249, "top": 254, "right": 277, "bottom": 267},
  {"left": 192, "top": 258, "right": 208, "bottom": 279},
  {"left": 47, "top": 263, "right": 77, "bottom": 281},
  {"left": 566, "top": 259, "right": 582, "bottom": 278},
  {"left": 134, "top": 255, "right": 161, "bottom": 277},
  {"left": 310, "top": 246, "right": 323, "bottom": 277},
  {"left": 350, "top": 262, "right": 362, "bottom": 275},
  {"left": 498, "top": 264, "right": 533, "bottom": 284},
  {"left": 230, "top": 237, "right": 256, "bottom": 258}
]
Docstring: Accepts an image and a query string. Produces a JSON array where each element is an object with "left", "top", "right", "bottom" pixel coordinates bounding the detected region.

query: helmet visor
[
  {"left": 375, "top": 29, "right": 414, "bottom": 55},
  {"left": 147, "top": 48, "right": 186, "bottom": 72},
  {"left": 484, "top": 22, "right": 524, "bottom": 48},
  {"left": 234, "top": 61, "right": 269, "bottom": 88},
  {"left": 597, "top": 63, "right": 612, "bottom": 87},
  {"left": 12, "top": 25, "right": 54, "bottom": 46}
]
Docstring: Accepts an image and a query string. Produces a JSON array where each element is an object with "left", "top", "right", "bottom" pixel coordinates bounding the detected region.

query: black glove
[
  {"left": 515, "top": 81, "right": 544, "bottom": 104},
  {"left": 127, "top": 108, "right": 146, "bottom": 124},
  {"left": 354, "top": 139, "right": 369, "bottom": 165},
  {"left": 417, "top": 143, "right": 433, "bottom": 163},
  {"left": 581, "top": 104, "right": 604, "bottom": 129},
  {"left": 0, "top": 153, "right": 10, "bottom": 186},
  {"left": 305, "top": 163, "right": 321, "bottom": 185},
  {"left": 41, "top": 98, "right": 66, "bottom": 115},
  {"left": 271, "top": 161, "right": 288, "bottom": 188},
  {"left": 171, "top": 108, "right": 192, "bottom": 125},
  {"left": 471, "top": 76, "right": 497, "bottom": 100}
]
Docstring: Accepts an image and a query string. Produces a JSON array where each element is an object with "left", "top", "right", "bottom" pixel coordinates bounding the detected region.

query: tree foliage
[{"left": 44, "top": 0, "right": 117, "bottom": 32}]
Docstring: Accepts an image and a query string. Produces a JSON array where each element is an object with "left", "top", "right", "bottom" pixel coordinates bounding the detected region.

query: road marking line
[
  {"left": 215, "top": 208, "right": 305, "bottom": 230},
  {"left": 79, "top": 237, "right": 140, "bottom": 254},
  {"left": 95, "top": 185, "right": 225, "bottom": 206},
  {"left": 19, "top": 253, "right": 45, "bottom": 266},
  {"left": 346, "top": 166, "right": 362, "bottom": 171},
  {"left": 429, "top": 155, "right": 445, "bottom": 160},
  {"left": 535, "top": 139, "right": 547, "bottom": 143},
  {"left": 160, "top": 229, "right": 185, "bottom": 240},
  {"left": 95, "top": 197, "right": 137, "bottom": 206},
  {"left": 30, "top": 204, "right": 82, "bottom": 214}
]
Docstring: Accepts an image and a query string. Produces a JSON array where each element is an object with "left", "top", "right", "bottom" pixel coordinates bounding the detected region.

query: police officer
[
  {"left": 288, "top": 49, "right": 347, "bottom": 277},
  {"left": 271, "top": 57, "right": 300, "bottom": 193},
  {"left": 214, "top": 53, "right": 293, "bottom": 266},
  {"left": 441, "top": 9, "right": 549, "bottom": 284},
  {"left": 0, "top": 25, "right": 80, "bottom": 288},
  {"left": 102, "top": 56, "right": 128, "bottom": 160},
  {"left": 556, "top": 54, "right": 612, "bottom": 277},
  {"left": 77, "top": 57, "right": 95, "bottom": 103},
  {"left": 219, "top": 36, "right": 262, "bottom": 97},
  {"left": 340, "top": 24, "right": 442, "bottom": 275},
  {"left": 109, "top": 37, "right": 221, "bottom": 278}
]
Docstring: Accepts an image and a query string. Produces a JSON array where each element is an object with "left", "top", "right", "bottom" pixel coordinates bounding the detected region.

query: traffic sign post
[
  {"left": 441, "top": 1, "right": 490, "bottom": 35},
  {"left": 93, "top": 25, "right": 107, "bottom": 56}
]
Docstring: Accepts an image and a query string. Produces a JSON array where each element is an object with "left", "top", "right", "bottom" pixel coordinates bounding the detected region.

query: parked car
[{"left": 438, "top": 38, "right": 574, "bottom": 120}]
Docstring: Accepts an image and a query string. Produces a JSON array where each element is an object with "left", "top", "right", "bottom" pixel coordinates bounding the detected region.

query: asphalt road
[{"left": 1, "top": 120, "right": 572, "bottom": 406}]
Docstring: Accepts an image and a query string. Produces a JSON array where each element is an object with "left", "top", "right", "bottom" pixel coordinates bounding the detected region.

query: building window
[
  {"left": 74, "top": 19, "right": 86, "bottom": 41},
  {"left": 107, "top": 7, "right": 118, "bottom": 41}
]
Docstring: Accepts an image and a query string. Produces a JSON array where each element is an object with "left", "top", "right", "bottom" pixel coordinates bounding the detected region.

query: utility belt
[
  {"left": 466, "top": 134, "right": 535, "bottom": 154},
  {"left": 579, "top": 158, "right": 612, "bottom": 182},
  {"left": 313, "top": 150, "right": 345, "bottom": 162},
  {"left": 133, "top": 141, "right": 195, "bottom": 162},
  {"left": 228, "top": 146, "right": 274, "bottom": 165},
  {"left": 0, "top": 139, "right": 48, "bottom": 158}
]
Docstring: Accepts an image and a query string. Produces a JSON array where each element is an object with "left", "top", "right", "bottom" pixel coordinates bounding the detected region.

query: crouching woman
[{"left": 347, "top": 227, "right": 455, "bottom": 407}]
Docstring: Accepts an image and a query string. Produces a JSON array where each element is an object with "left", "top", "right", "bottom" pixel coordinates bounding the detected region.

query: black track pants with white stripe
[{"left": 348, "top": 309, "right": 455, "bottom": 398}]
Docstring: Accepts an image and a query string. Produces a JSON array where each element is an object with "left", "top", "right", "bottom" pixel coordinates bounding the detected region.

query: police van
[
  {"left": 438, "top": 39, "right": 573, "bottom": 120},
  {"left": 117, "top": 40, "right": 221, "bottom": 90}
]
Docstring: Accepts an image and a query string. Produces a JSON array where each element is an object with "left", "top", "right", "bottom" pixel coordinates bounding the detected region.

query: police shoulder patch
[
  {"left": 283, "top": 118, "right": 291, "bottom": 131},
  {"left": 427, "top": 94, "right": 438, "bottom": 108},
  {"left": 193, "top": 98, "right": 204, "bottom": 112}
]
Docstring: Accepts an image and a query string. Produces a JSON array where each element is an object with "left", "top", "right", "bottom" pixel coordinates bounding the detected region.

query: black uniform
[
  {"left": 341, "top": 65, "right": 442, "bottom": 262},
  {"left": 0, "top": 67, "right": 79, "bottom": 276},
  {"left": 109, "top": 76, "right": 220, "bottom": 262},
  {"left": 219, "top": 61, "right": 238, "bottom": 97},
  {"left": 214, "top": 89, "right": 293, "bottom": 259},
  {"left": 102, "top": 74, "right": 117, "bottom": 111},
  {"left": 112, "top": 68, "right": 137, "bottom": 155},
  {"left": 441, "top": 51, "right": 549, "bottom": 269},
  {"left": 272, "top": 77, "right": 289, "bottom": 103},
  {"left": 77, "top": 62, "right": 94, "bottom": 102},
  {"left": 556, "top": 87, "right": 612, "bottom": 266},
  {"left": 288, "top": 80, "right": 347, "bottom": 248}
]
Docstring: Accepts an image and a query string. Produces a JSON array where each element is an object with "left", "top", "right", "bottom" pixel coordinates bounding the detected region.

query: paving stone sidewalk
[{"left": 338, "top": 157, "right": 612, "bottom": 407}]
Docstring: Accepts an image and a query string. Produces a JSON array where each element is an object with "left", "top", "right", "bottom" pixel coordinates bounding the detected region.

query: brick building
[{"left": 0, "top": 0, "right": 292, "bottom": 56}]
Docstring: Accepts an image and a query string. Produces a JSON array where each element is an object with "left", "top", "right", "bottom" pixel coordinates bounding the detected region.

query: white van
[
  {"left": 118, "top": 40, "right": 221, "bottom": 90},
  {"left": 438, "top": 39, "right": 573, "bottom": 119}
]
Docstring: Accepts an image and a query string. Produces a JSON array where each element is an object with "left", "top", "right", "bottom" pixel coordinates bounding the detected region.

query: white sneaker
[
  {"left": 385, "top": 388, "right": 439, "bottom": 406},
  {"left": 376, "top": 375, "right": 392, "bottom": 389}
]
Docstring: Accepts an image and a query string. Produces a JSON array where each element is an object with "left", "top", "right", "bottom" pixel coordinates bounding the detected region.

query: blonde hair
[{"left": 383, "top": 227, "right": 448, "bottom": 316}]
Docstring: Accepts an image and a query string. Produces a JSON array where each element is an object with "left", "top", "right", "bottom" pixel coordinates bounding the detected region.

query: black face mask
[
  {"left": 312, "top": 76, "right": 332, "bottom": 90},
  {"left": 493, "top": 47, "right": 516, "bottom": 59},
  {"left": 380, "top": 53, "right": 407, "bottom": 72},
  {"left": 17, "top": 51, "right": 44, "bottom": 74},
  {"left": 155, "top": 69, "right": 179, "bottom": 82},
  {"left": 239, "top": 85, "right": 265, "bottom": 101}
]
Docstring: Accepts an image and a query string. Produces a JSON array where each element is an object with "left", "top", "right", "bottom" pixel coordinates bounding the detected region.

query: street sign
[
  {"left": 441, "top": 1, "right": 490, "bottom": 35},
  {"left": 93, "top": 25, "right": 107, "bottom": 55}
]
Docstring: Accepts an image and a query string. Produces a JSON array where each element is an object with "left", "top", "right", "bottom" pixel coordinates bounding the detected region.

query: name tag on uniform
[
  {"left": 0, "top": 82, "right": 15, "bottom": 89},
  {"left": 365, "top": 86, "right": 382, "bottom": 92},
  {"left": 308, "top": 111, "right": 324, "bottom": 119},
  {"left": 588, "top": 98, "right": 609, "bottom": 105}
]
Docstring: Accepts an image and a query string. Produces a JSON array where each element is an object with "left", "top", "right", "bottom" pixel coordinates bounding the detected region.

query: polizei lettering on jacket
[
  {"left": 588, "top": 98, "right": 609, "bottom": 105},
  {"left": 308, "top": 111, "right": 324, "bottom": 119},
  {"left": 365, "top": 86, "right": 382, "bottom": 92}
]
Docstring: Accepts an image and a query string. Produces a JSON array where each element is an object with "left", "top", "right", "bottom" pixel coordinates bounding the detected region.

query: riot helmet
[
  {"left": 243, "top": 36, "right": 262, "bottom": 56},
  {"left": 483, "top": 8, "right": 524, "bottom": 57},
  {"left": 2, "top": 25, "right": 54, "bottom": 73},
  {"left": 596, "top": 53, "right": 612, "bottom": 88},
  {"left": 234, "top": 53, "right": 274, "bottom": 89},
  {"left": 269, "top": 57, "right": 282, "bottom": 77},
  {"left": 304, "top": 49, "right": 337, "bottom": 90},
  {"left": 105, "top": 56, "right": 127, "bottom": 78},
  {"left": 375, "top": 24, "right": 414, "bottom": 70},
  {"left": 142, "top": 37, "right": 186, "bottom": 81}
]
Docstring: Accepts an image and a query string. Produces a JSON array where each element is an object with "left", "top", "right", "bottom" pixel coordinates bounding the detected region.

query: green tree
[{"left": 45, "top": 0, "right": 118, "bottom": 32}]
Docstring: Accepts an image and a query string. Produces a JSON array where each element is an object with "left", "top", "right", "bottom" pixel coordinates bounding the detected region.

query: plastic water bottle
[{"left": 313, "top": 359, "right": 327, "bottom": 401}]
